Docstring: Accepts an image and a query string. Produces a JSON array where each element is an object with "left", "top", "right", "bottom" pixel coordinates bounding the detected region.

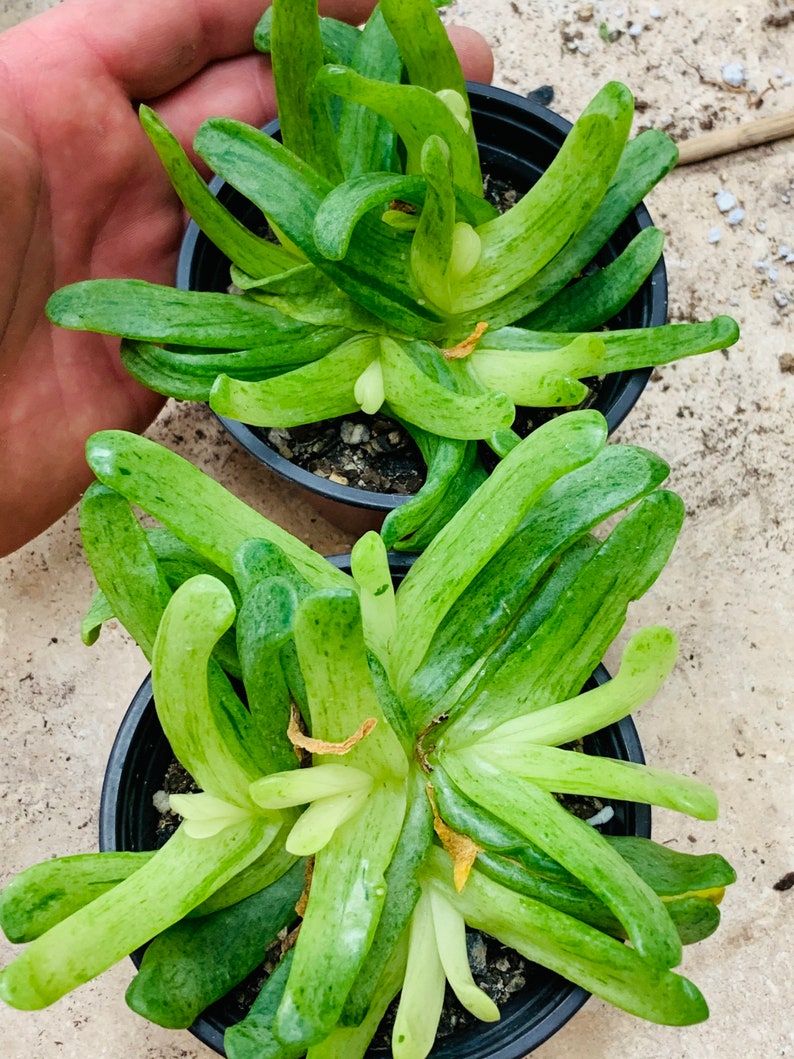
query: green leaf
[
  {"left": 0, "top": 822, "right": 275, "bottom": 1010},
  {"left": 518, "top": 226, "right": 665, "bottom": 333},
  {"left": 293, "top": 590, "right": 408, "bottom": 777},
  {"left": 469, "top": 333, "right": 602, "bottom": 407},
  {"left": 274, "top": 782, "right": 407, "bottom": 1045},
  {"left": 480, "top": 625, "right": 679, "bottom": 747},
  {"left": 139, "top": 105, "right": 298, "bottom": 277},
  {"left": 316, "top": 64, "right": 482, "bottom": 198},
  {"left": 47, "top": 280, "right": 307, "bottom": 348},
  {"left": 447, "top": 81, "right": 635, "bottom": 313},
  {"left": 151, "top": 575, "right": 262, "bottom": 803},
  {"left": 444, "top": 127, "right": 679, "bottom": 335},
  {"left": 125, "top": 859, "right": 305, "bottom": 1028},
  {"left": 0, "top": 853, "right": 153, "bottom": 944},
  {"left": 424, "top": 849, "right": 708, "bottom": 1025},
  {"left": 236, "top": 577, "right": 301, "bottom": 775},
  {"left": 195, "top": 119, "right": 443, "bottom": 337},
  {"left": 79, "top": 483, "right": 172, "bottom": 660},
  {"left": 269, "top": 0, "right": 341, "bottom": 181},
  {"left": 391, "top": 409, "right": 609, "bottom": 693},
  {"left": 85, "top": 431, "right": 350, "bottom": 588},
  {"left": 313, "top": 173, "right": 426, "bottom": 260},
  {"left": 255, "top": 7, "right": 360, "bottom": 66},
  {"left": 403, "top": 443, "right": 670, "bottom": 721},
  {"left": 336, "top": 6, "right": 402, "bottom": 177},
  {"left": 210, "top": 333, "right": 379, "bottom": 426},
  {"left": 380, "top": 336, "right": 514, "bottom": 440},
  {"left": 378, "top": 0, "right": 471, "bottom": 103},
  {"left": 436, "top": 754, "right": 682, "bottom": 969},
  {"left": 120, "top": 327, "right": 353, "bottom": 402},
  {"left": 440, "top": 488, "right": 685, "bottom": 742}
]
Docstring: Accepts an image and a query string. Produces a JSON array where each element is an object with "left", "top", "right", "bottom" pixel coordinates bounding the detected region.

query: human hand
[{"left": 0, "top": 0, "right": 493, "bottom": 557}]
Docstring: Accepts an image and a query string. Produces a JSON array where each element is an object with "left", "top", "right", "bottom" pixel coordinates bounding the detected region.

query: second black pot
[{"left": 99, "top": 553, "right": 651, "bottom": 1059}]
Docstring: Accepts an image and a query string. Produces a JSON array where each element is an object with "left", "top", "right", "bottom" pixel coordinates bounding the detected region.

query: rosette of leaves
[
  {"left": 0, "top": 410, "right": 735, "bottom": 1057},
  {"left": 45, "top": 0, "right": 740, "bottom": 550}
]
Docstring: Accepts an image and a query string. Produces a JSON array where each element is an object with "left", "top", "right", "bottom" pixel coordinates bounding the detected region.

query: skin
[{"left": 0, "top": 0, "right": 493, "bottom": 557}]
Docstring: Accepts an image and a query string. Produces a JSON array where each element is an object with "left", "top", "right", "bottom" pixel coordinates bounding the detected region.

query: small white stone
[
  {"left": 649, "top": 6, "right": 663, "bottom": 18},
  {"left": 784, "top": 76, "right": 793, "bottom": 87},
  {"left": 774, "top": 291, "right": 789, "bottom": 308},
  {"left": 778, "top": 245, "right": 791, "bottom": 258},
  {"left": 756, "top": 220, "right": 768, "bottom": 233},
  {"left": 786, "top": 254, "right": 794, "bottom": 264},
  {"left": 659, "top": 115, "right": 674, "bottom": 128},
  {"left": 774, "top": 67, "right": 785, "bottom": 78},
  {"left": 782, "top": 194, "right": 791, "bottom": 204},
  {"left": 721, "top": 62, "right": 747, "bottom": 88},
  {"left": 727, "top": 207, "right": 745, "bottom": 225},
  {"left": 714, "top": 189, "right": 736, "bottom": 212},
  {"left": 755, "top": 259, "right": 770, "bottom": 272},
  {"left": 768, "top": 268, "right": 779, "bottom": 282},
  {"left": 628, "top": 22, "right": 643, "bottom": 36},
  {"left": 708, "top": 227, "right": 722, "bottom": 244}
]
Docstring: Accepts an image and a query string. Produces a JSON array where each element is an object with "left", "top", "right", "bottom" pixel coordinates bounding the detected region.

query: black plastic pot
[
  {"left": 99, "top": 558, "right": 652, "bottom": 1058},
  {"left": 177, "top": 82, "right": 667, "bottom": 536}
]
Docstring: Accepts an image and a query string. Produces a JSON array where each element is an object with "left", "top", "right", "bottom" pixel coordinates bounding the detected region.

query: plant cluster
[
  {"left": 45, "top": 0, "right": 738, "bottom": 549},
  {"left": 0, "top": 411, "right": 735, "bottom": 1057}
]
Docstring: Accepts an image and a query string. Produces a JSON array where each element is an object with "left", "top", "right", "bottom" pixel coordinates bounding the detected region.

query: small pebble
[
  {"left": 576, "top": 3, "right": 594, "bottom": 21},
  {"left": 774, "top": 291, "right": 789, "bottom": 308},
  {"left": 778, "top": 245, "right": 792, "bottom": 257},
  {"left": 714, "top": 189, "right": 736, "bottom": 212},
  {"left": 727, "top": 207, "right": 745, "bottom": 225},
  {"left": 756, "top": 220, "right": 768, "bottom": 233},
  {"left": 708, "top": 227, "right": 722, "bottom": 244},
  {"left": 786, "top": 254, "right": 794, "bottom": 264},
  {"left": 721, "top": 62, "right": 747, "bottom": 88},
  {"left": 768, "top": 268, "right": 779, "bottom": 282},
  {"left": 782, "top": 194, "right": 791, "bottom": 204},
  {"left": 340, "top": 420, "right": 370, "bottom": 445},
  {"left": 784, "top": 76, "right": 793, "bottom": 87},
  {"left": 628, "top": 21, "right": 644, "bottom": 36},
  {"left": 649, "top": 6, "right": 663, "bottom": 18}
]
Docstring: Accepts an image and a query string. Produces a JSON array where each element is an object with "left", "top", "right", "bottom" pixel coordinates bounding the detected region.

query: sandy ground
[{"left": 1, "top": 1, "right": 792, "bottom": 1057}]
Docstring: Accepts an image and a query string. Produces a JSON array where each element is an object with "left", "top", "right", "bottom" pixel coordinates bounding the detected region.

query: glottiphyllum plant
[
  {"left": 45, "top": 0, "right": 739, "bottom": 549},
  {"left": 0, "top": 410, "right": 735, "bottom": 1057}
]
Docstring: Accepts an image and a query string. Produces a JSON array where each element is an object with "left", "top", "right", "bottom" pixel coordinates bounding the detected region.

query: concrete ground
[{"left": 1, "top": 1, "right": 792, "bottom": 1057}]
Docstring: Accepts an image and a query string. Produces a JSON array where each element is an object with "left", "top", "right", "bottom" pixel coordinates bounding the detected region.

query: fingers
[
  {"left": 447, "top": 25, "right": 495, "bottom": 86},
  {"left": 33, "top": 0, "right": 377, "bottom": 101}
]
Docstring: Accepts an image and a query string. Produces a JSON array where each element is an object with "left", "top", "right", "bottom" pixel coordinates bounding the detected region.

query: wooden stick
[{"left": 675, "top": 108, "right": 794, "bottom": 165}]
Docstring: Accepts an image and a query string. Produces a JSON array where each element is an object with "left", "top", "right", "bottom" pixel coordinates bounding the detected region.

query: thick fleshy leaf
[
  {"left": 519, "top": 226, "right": 664, "bottom": 333},
  {"left": 380, "top": 336, "right": 514, "bottom": 440},
  {"left": 47, "top": 280, "right": 306, "bottom": 348},
  {"left": 423, "top": 850, "right": 708, "bottom": 1026},
  {"left": 0, "top": 822, "right": 275, "bottom": 1011},
  {"left": 195, "top": 118, "right": 443, "bottom": 337},
  {"left": 139, "top": 106, "right": 298, "bottom": 277},
  {"left": 316, "top": 64, "right": 482, "bottom": 197},
  {"left": 269, "top": 0, "right": 341, "bottom": 181},
  {"left": 391, "top": 410, "right": 608, "bottom": 692},
  {"left": 446, "top": 82, "right": 635, "bottom": 313},
  {"left": 85, "top": 430, "right": 351, "bottom": 588},
  {"left": 436, "top": 753, "right": 682, "bottom": 969},
  {"left": 210, "top": 334, "right": 379, "bottom": 426}
]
